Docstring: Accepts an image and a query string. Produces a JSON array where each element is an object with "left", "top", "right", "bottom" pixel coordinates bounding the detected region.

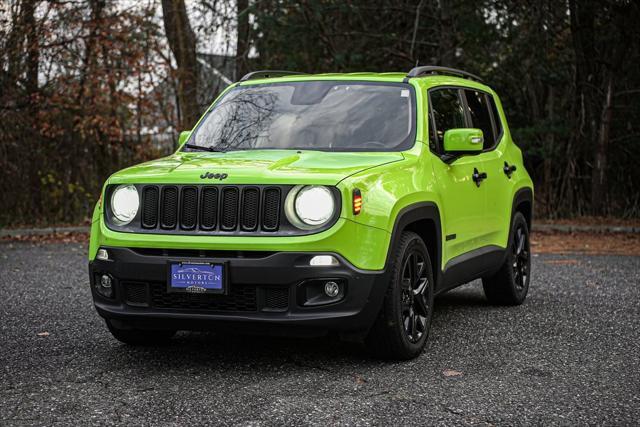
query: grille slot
[
  {"left": 200, "top": 187, "right": 218, "bottom": 230},
  {"left": 241, "top": 188, "right": 260, "bottom": 231},
  {"left": 140, "top": 185, "right": 283, "bottom": 233},
  {"left": 150, "top": 282, "right": 257, "bottom": 311},
  {"left": 262, "top": 188, "right": 281, "bottom": 231},
  {"left": 141, "top": 187, "right": 159, "bottom": 228},
  {"left": 160, "top": 187, "right": 179, "bottom": 229},
  {"left": 180, "top": 187, "right": 198, "bottom": 229},
  {"left": 220, "top": 187, "right": 239, "bottom": 231}
]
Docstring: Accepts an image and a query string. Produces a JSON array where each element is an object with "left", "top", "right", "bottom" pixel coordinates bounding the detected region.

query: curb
[
  {"left": 0, "top": 226, "right": 90, "bottom": 238},
  {"left": 533, "top": 224, "right": 639, "bottom": 234}
]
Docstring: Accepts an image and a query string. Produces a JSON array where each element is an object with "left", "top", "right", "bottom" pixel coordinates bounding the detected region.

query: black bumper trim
[{"left": 89, "top": 247, "right": 389, "bottom": 334}]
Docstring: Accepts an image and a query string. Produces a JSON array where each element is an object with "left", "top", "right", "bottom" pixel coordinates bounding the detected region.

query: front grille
[
  {"left": 149, "top": 282, "right": 257, "bottom": 312},
  {"left": 140, "top": 185, "right": 282, "bottom": 233}
]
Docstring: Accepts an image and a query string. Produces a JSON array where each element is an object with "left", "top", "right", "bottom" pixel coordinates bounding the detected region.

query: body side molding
[{"left": 439, "top": 245, "right": 506, "bottom": 295}]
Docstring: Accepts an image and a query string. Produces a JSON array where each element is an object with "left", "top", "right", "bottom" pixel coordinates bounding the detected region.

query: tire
[
  {"left": 106, "top": 319, "right": 176, "bottom": 346},
  {"left": 482, "top": 211, "right": 531, "bottom": 305},
  {"left": 365, "top": 231, "right": 435, "bottom": 360}
]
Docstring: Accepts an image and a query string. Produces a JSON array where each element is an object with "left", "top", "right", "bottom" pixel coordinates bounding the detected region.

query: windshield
[{"left": 184, "top": 81, "right": 416, "bottom": 152}]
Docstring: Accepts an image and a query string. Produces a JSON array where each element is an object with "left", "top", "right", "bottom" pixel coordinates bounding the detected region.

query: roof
[{"left": 236, "top": 71, "right": 493, "bottom": 92}]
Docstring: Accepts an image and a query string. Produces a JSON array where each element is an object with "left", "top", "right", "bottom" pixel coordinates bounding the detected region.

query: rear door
[{"left": 428, "top": 87, "right": 487, "bottom": 264}]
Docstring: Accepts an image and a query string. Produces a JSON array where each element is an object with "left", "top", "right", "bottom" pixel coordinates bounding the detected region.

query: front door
[{"left": 428, "top": 87, "right": 487, "bottom": 266}]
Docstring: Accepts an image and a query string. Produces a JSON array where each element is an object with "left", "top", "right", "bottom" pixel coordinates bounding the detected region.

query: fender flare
[
  {"left": 511, "top": 187, "right": 534, "bottom": 232},
  {"left": 385, "top": 202, "right": 443, "bottom": 288}
]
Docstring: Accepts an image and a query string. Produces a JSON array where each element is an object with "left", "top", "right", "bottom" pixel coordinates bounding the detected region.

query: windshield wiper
[{"left": 184, "top": 143, "right": 224, "bottom": 153}]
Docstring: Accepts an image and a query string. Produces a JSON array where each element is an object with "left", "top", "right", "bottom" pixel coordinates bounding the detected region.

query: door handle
[
  {"left": 472, "top": 168, "right": 487, "bottom": 187},
  {"left": 503, "top": 161, "right": 517, "bottom": 178}
]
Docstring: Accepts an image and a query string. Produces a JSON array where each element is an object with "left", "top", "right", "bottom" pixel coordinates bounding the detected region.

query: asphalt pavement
[{"left": 1, "top": 242, "right": 639, "bottom": 425}]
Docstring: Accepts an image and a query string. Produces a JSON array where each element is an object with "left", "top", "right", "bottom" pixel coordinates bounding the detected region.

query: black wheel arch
[
  {"left": 386, "top": 202, "right": 443, "bottom": 289},
  {"left": 511, "top": 187, "right": 534, "bottom": 233}
]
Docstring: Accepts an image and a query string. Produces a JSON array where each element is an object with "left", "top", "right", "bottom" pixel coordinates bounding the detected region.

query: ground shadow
[{"left": 92, "top": 286, "right": 496, "bottom": 371}]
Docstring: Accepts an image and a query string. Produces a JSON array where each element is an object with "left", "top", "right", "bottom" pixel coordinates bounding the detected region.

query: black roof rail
[
  {"left": 405, "top": 66, "right": 484, "bottom": 83},
  {"left": 239, "top": 70, "right": 307, "bottom": 82}
]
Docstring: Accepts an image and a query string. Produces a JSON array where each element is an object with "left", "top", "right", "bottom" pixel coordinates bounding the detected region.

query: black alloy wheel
[
  {"left": 366, "top": 231, "right": 434, "bottom": 360},
  {"left": 482, "top": 212, "right": 531, "bottom": 305},
  {"left": 400, "top": 251, "right": 431, "bottom": 343}
]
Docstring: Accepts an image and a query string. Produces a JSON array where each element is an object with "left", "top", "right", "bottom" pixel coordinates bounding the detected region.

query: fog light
[
  {"left": 96, "top": 248, "right": 109, "bottom": 260},
  {"left": 98, "top": 274, "right": 113, "bottom": 298},
  {"left": 310, "top": 255, "right": 338, "bottom": 266},
  {"left": 324, "top": 281, "right": 340, "bottom": 297}
]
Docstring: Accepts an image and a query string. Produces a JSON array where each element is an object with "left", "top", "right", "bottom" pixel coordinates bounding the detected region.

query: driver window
[{"left": 429, "top": 89, "right": 466, "bottom": 152}]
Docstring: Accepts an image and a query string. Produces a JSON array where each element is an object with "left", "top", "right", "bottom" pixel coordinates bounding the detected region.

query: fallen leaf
[
  {"left": 354, "top": 375, "right": 367, "bottom": 384},
  {"left": 37, "top": 332, "right": 50, "bottom": 337},
  {"left": 443, "top": 369, "right": 463, "bottom": 377}
]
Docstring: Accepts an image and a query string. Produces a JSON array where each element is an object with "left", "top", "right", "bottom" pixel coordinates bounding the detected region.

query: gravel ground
[{"left": 1, "top": 242, "right": 639, "bottom": 426}]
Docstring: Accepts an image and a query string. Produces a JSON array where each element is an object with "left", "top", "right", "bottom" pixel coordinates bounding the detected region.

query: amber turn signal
[{"left": 353, "top": 189, "right": 362, "bottom": 215}]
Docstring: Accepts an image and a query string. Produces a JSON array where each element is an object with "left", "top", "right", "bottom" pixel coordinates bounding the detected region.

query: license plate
[{"left": 168, "top": 262, "right": 226, "bottom": 294}]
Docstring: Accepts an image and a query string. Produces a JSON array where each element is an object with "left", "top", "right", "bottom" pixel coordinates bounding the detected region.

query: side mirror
[
  {"left": 178, "top": 130, "right": 192, "bottom": 147},
  {"left": 443, "top": 128, "right": 484, "bottom": 153}
]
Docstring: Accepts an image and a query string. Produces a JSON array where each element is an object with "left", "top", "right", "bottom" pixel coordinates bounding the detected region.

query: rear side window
[
  {"left": 464, "top": 90, "right": 495, "bottom": 149},
  {"left": 429, "top": 89, "right": 466, "bottom": 150},
  {"left": 489, "top": 96, "right": 503, "bottom": 139}
]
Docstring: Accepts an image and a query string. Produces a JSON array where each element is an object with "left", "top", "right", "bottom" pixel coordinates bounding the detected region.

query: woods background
[{"left": 1, "top": 0, "right": 639, "bottom": 227}]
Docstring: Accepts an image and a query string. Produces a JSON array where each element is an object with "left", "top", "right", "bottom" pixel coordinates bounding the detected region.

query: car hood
[{"left": 107, "top": 150, "right": 404, "bottom": 186}]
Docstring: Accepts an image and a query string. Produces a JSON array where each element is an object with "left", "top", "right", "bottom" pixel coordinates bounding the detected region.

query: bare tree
[
  {"left": 162, "top": 0, "right": 200, "bottom": 129},
  {"left": 569, "top": 0, "right": 635, "bottom": 214},
  {"left": 236, "top": 0, "right": 250, "bottom": 79}
]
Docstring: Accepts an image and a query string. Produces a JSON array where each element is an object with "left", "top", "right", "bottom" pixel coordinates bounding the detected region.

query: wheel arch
[
  {"left": 386, "top": 202, "right": 443, "bottom": 288},
  {"left": 512, "top": 187, "right": 533, "bottom": 231}
]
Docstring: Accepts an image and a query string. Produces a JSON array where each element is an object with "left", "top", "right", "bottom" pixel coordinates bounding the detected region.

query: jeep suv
[{"left": 89, "top": 66, "right": 533, "bottom": 360}]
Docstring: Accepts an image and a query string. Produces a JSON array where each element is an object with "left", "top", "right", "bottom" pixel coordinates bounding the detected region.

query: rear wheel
[
  {"left": 365, "top": 231, "right": 434, "bottom": 360},
  {"left": 482, "top": 212, "right": 531, "bottom": 305},
  {"left": 106, "top": 320, "right": 176, "bottom": 346}
]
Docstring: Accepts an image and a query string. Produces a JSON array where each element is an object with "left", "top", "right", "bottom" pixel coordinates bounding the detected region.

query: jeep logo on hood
[{"left": 200, "top": 172, "right": 228, "bottom": 180}]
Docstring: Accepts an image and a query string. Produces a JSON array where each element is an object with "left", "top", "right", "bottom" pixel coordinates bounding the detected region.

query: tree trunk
[
  {"left": 591, "top": 76, "right": 614, "bottom": 214},
  {"left": 4, "top": 2, "right": 24, "bottom": 93},
  {"left": 23, "top": 0, "right": 39, "bottom": 98},
  {"left": 161, "top": 0, "right": 199, "bottom": 129},
  {"left": 76, "top": 0, "right": 105, "bottom": 106},
  {"left": 569, "top": 0, "right": 598, "bottom": 214},
  {"left": 236, "top": 0, "right": 250, "bottom": 80},
  {"left": 438, "top": 0, "right": 456, "bottom": 67},
  {"left": 543, "top": 86, "right": 555, "bottom": 216}
]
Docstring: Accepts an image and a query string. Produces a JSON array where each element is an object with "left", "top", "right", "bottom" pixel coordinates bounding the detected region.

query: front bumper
[{"left": 89, "top": 247, "right": 389, "bottom": 335}]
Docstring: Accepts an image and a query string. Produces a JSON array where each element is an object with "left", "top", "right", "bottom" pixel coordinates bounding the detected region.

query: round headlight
[
  {"left": 110, "top": 185, "right": 139, "bottom": 225},
  {"left": 293, "top": 185, "right": 335, "bottom": 227}
]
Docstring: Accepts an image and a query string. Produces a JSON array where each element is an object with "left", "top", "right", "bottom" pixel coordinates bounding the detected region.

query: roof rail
[
  {"left": 405, "top": 66, "right": 484, "bottom": 83},
  {"left": 239, "top": 70, "right": 307, "bottom": 82}
]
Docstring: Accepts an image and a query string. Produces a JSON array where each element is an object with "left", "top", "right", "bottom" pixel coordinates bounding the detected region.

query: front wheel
[
  {"left": 365, "top": 231, "right": 434, "bottom": 360},
  {"left": 482, "top": 212, "right": 531, "bottom": 305},
  {"left": 106, "top": 320, "right": 176, "bottom": 346}
]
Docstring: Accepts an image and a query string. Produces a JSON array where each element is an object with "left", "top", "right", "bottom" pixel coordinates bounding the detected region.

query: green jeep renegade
[{"left": 89, "top": 66, "right": 534, "bottom": 360}]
